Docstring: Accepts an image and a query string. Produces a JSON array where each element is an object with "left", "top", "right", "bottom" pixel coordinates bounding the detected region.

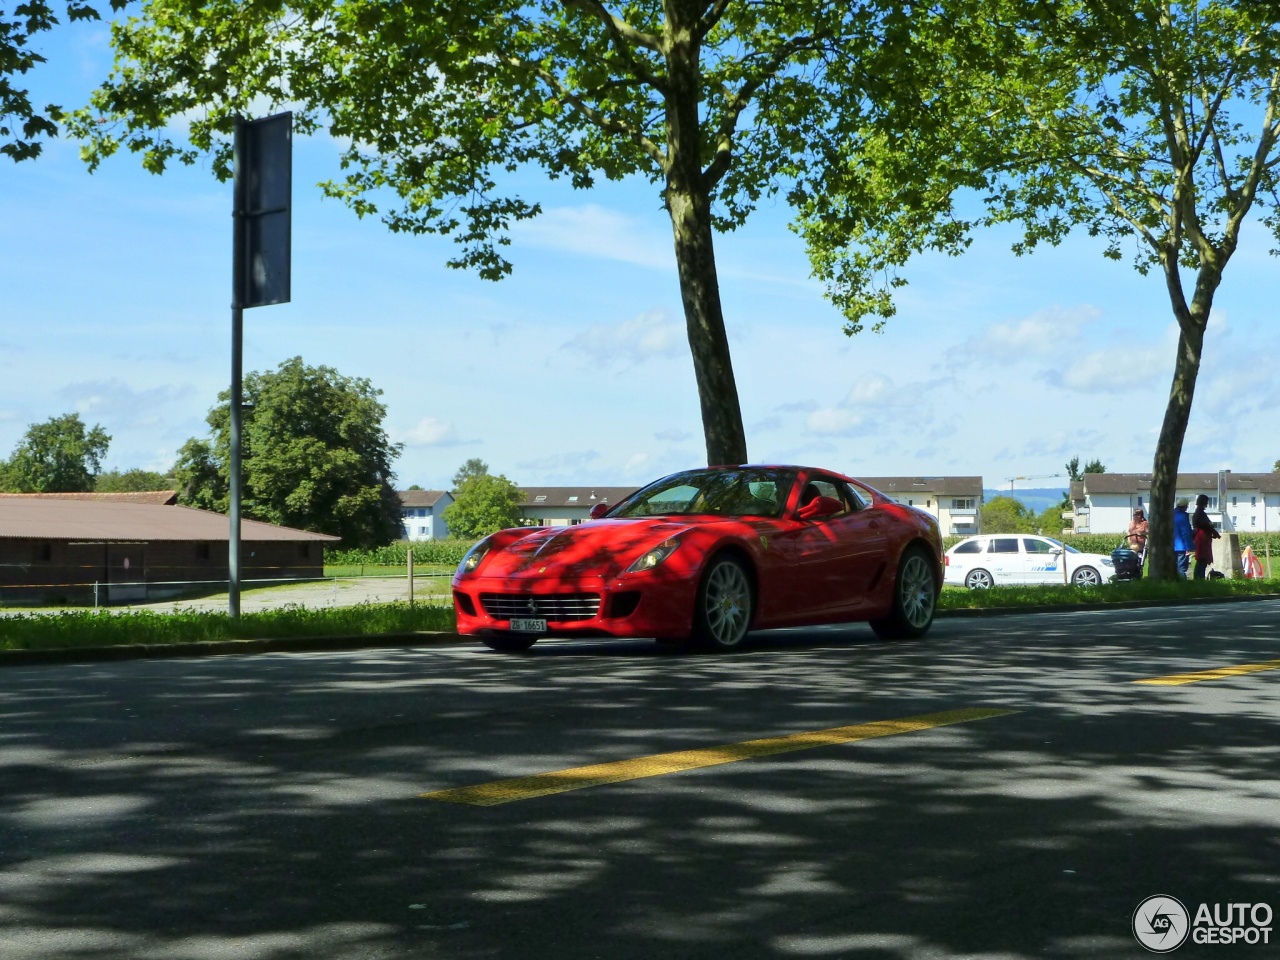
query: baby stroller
[{"left": 1111, "top": 540, "right": 1144, "bottom": 581}]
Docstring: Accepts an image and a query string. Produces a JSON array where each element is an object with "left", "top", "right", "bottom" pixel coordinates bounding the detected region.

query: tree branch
[
  {"left": 702, "top": 32, "right": 821, "bottom": 188},
  {"left": 696, "top": 0, "right": 732, "bottom": 42}
]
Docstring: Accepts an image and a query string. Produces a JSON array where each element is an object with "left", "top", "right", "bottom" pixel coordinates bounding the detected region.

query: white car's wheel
[
  {"left": 1072, "top": 566, "right": 1101, "bottom": 587},
  {"left": 965, "top": 568, "right": 993, "bottom": 590}
]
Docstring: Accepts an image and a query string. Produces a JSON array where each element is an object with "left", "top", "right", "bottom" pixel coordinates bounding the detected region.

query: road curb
[{"left": 3, "top": 593, "right": 1278, "bottom": 667}]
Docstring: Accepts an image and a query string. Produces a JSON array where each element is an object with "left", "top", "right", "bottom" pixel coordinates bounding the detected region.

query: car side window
[
  {"left": 803, "top": 477, "right": 853, "bottom": 516},
  {"left": 1022, "top": 538, "right": 1054, "bottom": 554},
  {"left": 991, "top": 538, "right": 1020, "bottom": 554},
  {"left": 953, "top": 540, "right": 983, "bottom": 554}
]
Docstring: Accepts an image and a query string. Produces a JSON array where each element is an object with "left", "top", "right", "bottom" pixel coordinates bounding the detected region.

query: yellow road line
[
  {"left": 421, "top": 706, "right": 1016, "bottom": 806},
  {"left": 1134, "top": 658, "right": 1280, "bottom": 686}
]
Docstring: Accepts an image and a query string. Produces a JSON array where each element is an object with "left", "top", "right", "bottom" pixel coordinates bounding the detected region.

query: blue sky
[{"left": 3, "top": 17, "right": 1278, "bottom": 494}]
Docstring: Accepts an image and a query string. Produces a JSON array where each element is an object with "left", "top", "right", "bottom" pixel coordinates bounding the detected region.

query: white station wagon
[{"left": 944, "top": 534, "right": 1114, "bottom": 588}]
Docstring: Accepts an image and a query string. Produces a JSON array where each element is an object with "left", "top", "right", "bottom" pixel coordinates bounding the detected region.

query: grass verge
[
  {"left": 0, "top": 602, "right": 456, "bottom": 652},
  {"left": 3, "top": 577, "right": 1276, "bottom": 655},
  {"left": 939, "top": 576, "right": 1280, "bottom": 609}
]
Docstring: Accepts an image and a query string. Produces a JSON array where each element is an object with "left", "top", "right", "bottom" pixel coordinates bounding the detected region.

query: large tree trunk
[
  {"left": 662, "top": 5, "right": 748, "bottom": 468},
  {"left": 1146, "top": 265, "right": 1219, "bottom": 580}
]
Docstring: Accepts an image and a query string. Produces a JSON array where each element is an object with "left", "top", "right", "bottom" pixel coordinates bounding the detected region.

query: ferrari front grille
[{"left": 479, "top": 593, "right": 602, "bottom": 622}]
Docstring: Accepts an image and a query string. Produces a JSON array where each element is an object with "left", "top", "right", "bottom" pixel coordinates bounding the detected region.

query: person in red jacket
[{"left": 1191, "top": 494, "right": 1220, "bottom": 580}]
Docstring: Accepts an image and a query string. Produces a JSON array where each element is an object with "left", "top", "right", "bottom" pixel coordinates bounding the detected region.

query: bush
[{"left": 325, "top": 539, "right": 477, "bottom": 567}]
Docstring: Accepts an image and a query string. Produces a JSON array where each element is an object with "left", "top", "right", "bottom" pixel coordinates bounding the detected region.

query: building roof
[
  {"left": 1082, "top": 472, "right": 1280, "bottom": 495},
  {"left": 0, "top": 499, "right": 339, "bottom": 542},
  {"left": 518, "top": 486, "right": 638, "bottom": 508},
  {"left": 395, "top": 489, "right": 451, "bottom": 508},
  {"left": 0, "top": 490, "right": 178, "bottom": 505},
  {"left": 859, "top": 476, "right": 985, "bottom": 498}
]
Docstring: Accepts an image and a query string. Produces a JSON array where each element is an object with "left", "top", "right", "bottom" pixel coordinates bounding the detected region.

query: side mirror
[
  {"left": 798, "top": 495, "right": 842, "bottom": 521},
  {"left": 589, "top": 502, "right": 611, "bottom": 520},
  {"left": 1050, "top": 547, "right": 1063, "bottom": 556}
]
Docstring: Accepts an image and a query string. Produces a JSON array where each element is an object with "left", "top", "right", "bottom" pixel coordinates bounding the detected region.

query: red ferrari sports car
[{"left": 452, "top": 465, "right": 942, "bottom": 652}]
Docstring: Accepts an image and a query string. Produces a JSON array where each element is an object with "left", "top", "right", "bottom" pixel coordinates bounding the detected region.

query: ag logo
[{"left": 1134, "top": 895, "right": 1190, "bottom": 953}]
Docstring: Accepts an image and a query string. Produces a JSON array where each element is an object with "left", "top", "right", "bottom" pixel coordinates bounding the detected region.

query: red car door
[{"left": 763, "top": 476, "right": 887, "bottom": 623}]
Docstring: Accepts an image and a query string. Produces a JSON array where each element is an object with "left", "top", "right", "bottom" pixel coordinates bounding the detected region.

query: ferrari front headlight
[
  {"left": 626, "top": 538, "right": 679, "bottom": 573},
  {"left": 458, "top": 537, "right": 493, "bottom": 575}
]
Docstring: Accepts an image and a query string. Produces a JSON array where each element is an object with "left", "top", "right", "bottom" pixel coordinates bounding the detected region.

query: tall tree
[
  {"left": 442, "top": 473, "right": 525, "bottom": 540},
  {"left": 174, "top": 357, "right": 405, "bottom": 549},
  {"left": 73, "top": 0, "right": 1000, "bottom": 467},
  {"left": 966, "top": 1, "right": 1280, "bottom": 578},
  {"left": 451, "top": 458, "right": 491, "bottom": 490},
  {"left": 95, "top": 467, "right": 173, "bottom": 492},
  {"left": 1, "top": 412, "right": 110, "bottom": 491},
  {"left": 1, "top": 1, "right": 124, "bottom": 161}
]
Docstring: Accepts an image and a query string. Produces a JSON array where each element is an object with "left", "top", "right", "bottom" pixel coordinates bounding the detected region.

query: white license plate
[{"left": 509, "top": 618, "right": 547, "bottom": 633}]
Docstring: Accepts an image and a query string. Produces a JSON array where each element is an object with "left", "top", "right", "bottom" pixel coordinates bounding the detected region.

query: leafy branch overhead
[
  {"left": 0, "top": 0, "right": 127, "bottom": 161},
  {"left": 73, "top": 1, "right": 1014, "bottom": 467}
]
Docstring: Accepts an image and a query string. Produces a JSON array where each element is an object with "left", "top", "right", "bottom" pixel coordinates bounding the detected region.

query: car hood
[{"left": 479, "top": 518, "right": 699, "bottom": 579}]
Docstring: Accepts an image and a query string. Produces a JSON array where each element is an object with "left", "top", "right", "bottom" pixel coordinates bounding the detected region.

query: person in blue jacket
[{"left": 1172, "top": 497, "right": 1194, "bottom": 578}]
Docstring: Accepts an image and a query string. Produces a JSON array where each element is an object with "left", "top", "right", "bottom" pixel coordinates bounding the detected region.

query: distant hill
[{"left": 983, "top": 487, "right": 1069, "bottom": 513}]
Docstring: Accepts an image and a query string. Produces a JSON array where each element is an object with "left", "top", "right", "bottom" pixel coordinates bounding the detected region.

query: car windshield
[{"left": 610, "top": 468, "right": 798, "bottom": 519}]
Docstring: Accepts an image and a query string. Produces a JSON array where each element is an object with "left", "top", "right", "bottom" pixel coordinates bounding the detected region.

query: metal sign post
[{"left": 230, "top": 112, "right": 292, "bottom": 618}]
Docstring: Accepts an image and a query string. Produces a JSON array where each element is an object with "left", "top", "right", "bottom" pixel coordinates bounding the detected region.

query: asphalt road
[{"left": 2, "top": 601, "right": 1278, "bottom": 960}]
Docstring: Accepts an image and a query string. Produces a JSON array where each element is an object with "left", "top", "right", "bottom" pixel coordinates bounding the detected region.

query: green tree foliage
[
  {"left": 73, "top": 0, "right": 1004, "bottom": 467},
  {"left": 959, "top": 2, "right": 1280, "bottom": 579},
  {"left": 0, "top": 412, "right": 109, "bottom": 491},
  {"left": 451, "top": 458, "right": 490, "bottom": 490},
  {"left": 173, "top": 357, "right": 405, "bottom": 549},
  {"left": 442, "top": 473, "right": 525, "bottom": 541},
  {"left": 980, "top": 495, "right": 1035, "bottom": 534},
  {"left": 95, "top": 467, "right": 173, "bottom": 492},
  {"left": 1, "top": 1, "right": 125, "bottom": 161}
]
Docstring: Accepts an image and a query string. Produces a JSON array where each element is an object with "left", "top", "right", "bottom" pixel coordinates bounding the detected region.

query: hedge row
[{"left": 326, "top": 539, "right": 477, "bottom": 566}]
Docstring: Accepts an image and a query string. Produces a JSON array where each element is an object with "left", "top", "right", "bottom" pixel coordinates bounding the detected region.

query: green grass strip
[{"left": 0, "top": 602, "right": 456, "bottom": 652}]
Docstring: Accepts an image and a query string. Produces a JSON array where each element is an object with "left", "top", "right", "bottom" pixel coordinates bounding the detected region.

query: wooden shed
[{"left": 0, "top": 494, "right": 338, "bottom": 605}]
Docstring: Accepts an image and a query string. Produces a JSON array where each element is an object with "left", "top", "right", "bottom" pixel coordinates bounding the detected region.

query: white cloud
[
  {"left": 955, "top": 305, "right": 1101, "bottom": 365},
  {"left": 565, "top": 308, "right": 685, "bottom": 365},
  {"left": 400, "top": 417, "right": 460, "bottom": 447},
  {"left": 514, "top": 204, "right": 672, "bottom": 269},
  {"left": 806, "top": 407, "right": 867, "bottom": 437}
]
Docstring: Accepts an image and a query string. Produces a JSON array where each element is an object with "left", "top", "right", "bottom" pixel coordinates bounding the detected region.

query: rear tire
[
  {"left": 692, "top": 556, "right": 754, "bottom": 651},
  {"left": 870, "top": 546, "right": 939, "bottom": 641},
  {"left": 965, "top": 568, "right": 993, "bottom": 590},
  {"left": 481, "top": 634, "right": 539, "bottom": 652}
]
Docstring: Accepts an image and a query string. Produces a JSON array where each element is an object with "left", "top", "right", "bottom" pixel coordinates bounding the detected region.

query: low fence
[{"left": 0, "top": 569, "right": 456, "bottom": 612}]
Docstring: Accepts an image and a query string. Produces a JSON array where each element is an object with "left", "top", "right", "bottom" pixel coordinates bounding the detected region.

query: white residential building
[
  {"left": 396, "top": 490, "right": 454, "bottom": 541},
  {"left": 517, "top": 487, "right": 638, "bottom": 526},
  {"left": 859, "top": 476, "right": 984, "bottom": 536},
  {"left": 1069, "top": 473, "right": 1280, "bottom": 535}
]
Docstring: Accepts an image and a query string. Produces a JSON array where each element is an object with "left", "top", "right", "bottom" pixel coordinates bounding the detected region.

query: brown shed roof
[
  {"left": 0, "top": 490, "right": 178, "bottom": 505},
  {"left": 0, "top": 499, "right": 339, "bottom": 542}
]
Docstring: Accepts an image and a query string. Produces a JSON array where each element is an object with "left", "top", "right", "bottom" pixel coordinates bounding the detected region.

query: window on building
[
  {"left": 1251, "top": 516, "right": 1257, "bottom": 527},
  {"left": 568, "top": 496, "right": 579, "bottom": 502},
  {"left": 298, "top": 543, "right": 311, "bottom": 559},
  {"left": 535, "top": 495, "right": 547, "bottom": 502},
  {"left": 951, "top": 498, "right": 975, "bottom": 510},
  {"left": 195, "top": 543, "right": 211, "bottom": 561},
  {"left": 33, "top": 542, "right": 52, "bottom": 562},
  {"left": 1232, "top": 496, "right": 1238, "bottom": 506},
  {"left": 1251, "top": 496, "right": 1257, "bottom": 506}
]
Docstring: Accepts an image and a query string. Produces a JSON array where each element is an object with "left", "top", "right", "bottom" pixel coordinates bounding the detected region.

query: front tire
[
  {"left": 1072, "top": 566, "right": 1101, "bottom": 587},
  {"left": 692, "top": 556, "right": 754, "bottom": 651},
  {"left": 965, "top": 568, "right": 993, "bottom": 590},
  {"left": 481, "top": 633, "right": 539, "bottom": 652},
  {"left": 871, "top": 546, "right": 939, "bottom": 640}
]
